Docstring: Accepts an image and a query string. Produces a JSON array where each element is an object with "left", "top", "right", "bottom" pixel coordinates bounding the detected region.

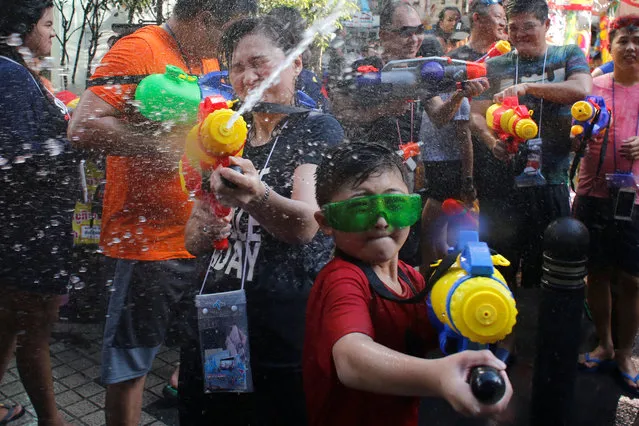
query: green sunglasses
[{"left": 321, "top": 193, "right": 422, "bottom": 233}]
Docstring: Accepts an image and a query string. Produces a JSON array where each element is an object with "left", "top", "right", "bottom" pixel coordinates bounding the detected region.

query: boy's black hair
[
  {"left": 173, "top": 0, "right": 257, "bottom": 24},
  {"left": 315, "top": 142, "right": 409, "bottom": 208},
  {"left": 221, "top": 15, "right": 301, "bottom": 68},
  {"left": 505, "top": 0, "right": 548, "bottom": 23}
]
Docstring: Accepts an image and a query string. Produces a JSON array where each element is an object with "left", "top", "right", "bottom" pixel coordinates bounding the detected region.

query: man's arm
[
  {"left": 68, "top": 90, "right": 188, "bottom": 168},
  {"left": 456, "top": 119, "right": 476, "bottom": 202},
  {"left": 493, "top": 72, "right": 593, "bottom": 105},
  {"left": 424, "top": 78, "right": 490, "bottom": 127}
]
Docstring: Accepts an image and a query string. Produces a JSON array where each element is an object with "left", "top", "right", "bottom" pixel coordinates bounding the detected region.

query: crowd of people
[{"left": 1, "top": 0, "right": 639, "bottom": 425}]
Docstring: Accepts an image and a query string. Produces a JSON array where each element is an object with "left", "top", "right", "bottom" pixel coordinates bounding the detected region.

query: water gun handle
[
  {"left": 221, "top": 165, "right": 243, "bottom": 189},
  {"left": 469, "top": 366, "right": 506, "bottom": 405}
]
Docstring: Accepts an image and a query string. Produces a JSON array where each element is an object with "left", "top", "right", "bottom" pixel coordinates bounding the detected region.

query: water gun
[
  {"left": 179, "top": 96, "right": 248, "bottom": 250},
  {"left": 442, "top": 198, "right": 479, "bottom": 230},
  {"left": 475, "top": 40, "right": 511, "bottom": 63},
  {"left": 568, "top": 96, "right": 612, "bottom": 191},
  {"left": 485, "top": 96, "right": 538, "bottom": 154},
  {"left": 135, "top": 66, "right": 235, "bottom": 125},
  {"left": 354, "top": 57, "right": 486, "bottom": 101},
  {"left": 570, "top": 95, "right": 611, "bottom": 143},
  {"left": 426, "top": 230, "right": 516, "bottom": 404}
]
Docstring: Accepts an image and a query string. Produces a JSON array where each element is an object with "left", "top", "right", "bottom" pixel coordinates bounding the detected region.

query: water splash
[{"left": 226, "top": 0, "right": 346, "bottom": 128}]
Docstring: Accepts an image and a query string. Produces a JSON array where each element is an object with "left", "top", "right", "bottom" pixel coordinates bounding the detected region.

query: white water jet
[{"left": 226, "top": 0, "right": 347, "bottom": 128}]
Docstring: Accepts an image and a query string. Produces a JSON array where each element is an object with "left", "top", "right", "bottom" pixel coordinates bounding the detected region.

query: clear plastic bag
[{"left": 196, "top": 289, "right": 253, "bottom": 393}]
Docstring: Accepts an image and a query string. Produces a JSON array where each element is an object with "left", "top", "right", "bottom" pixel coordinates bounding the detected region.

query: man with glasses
[
  {"left": 471, "top": 0, "right": 592, "bottom": 291},
  {"left": 330, "top": 2, "right": 488, "bottom": 264}
]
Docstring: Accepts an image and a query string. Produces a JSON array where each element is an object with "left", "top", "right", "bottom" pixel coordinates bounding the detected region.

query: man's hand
[
  {"left": 491, "top": 139, "right": 510, "bottom": 162},
  {"left": 436, "top": 350, "right": 513, "bottom": 417},
  {"left": 620, "top": 136, "right": 639, "bottom": 161},
  {"left": 192, "top": 201, "right": 232, "bottom": 242},
  {"left": 461, "top": 78, "right": 490, "bottom": 98},
  {"left": 493, "top": 83, "right": 529, "bottom": 104}
]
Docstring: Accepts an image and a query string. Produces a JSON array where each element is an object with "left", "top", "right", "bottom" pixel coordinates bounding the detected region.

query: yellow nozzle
[
  {"left": 571, "top": 125, "right": 585, "bottom": 136},
  {"left": 571, "top": 100, "right": 595, "bottom": 122},
  {"left": 495, "top": 40, "right": 511, "bottom": 54},
  {"left": 449, "top": 277, "right": 518, "bottom": 344},
  {"left": 200, "top": 109, "right": 248, "bottom": 155},
  {"left": 513, "top": 117, "right": 538, "bottom": 140}
]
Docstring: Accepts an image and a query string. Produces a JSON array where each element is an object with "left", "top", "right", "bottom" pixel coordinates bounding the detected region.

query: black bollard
[{"left": 531, "top": 217, "right": 589, "bottom": 426}]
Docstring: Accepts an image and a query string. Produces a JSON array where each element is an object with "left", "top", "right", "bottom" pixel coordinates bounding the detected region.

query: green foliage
[{"left": 258, "top": 0, "right": 359, "bottom": 50}]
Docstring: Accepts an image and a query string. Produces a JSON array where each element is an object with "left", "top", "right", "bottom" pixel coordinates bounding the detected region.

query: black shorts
[
  {"left": 573, "top": 195, "right": 639, "bottom": 277},
  {"left": 423, "top": 160, "right": 462, "bottom": 202},
  {"left": 479, "top": 184, "right": 571, "bottom": 288}
]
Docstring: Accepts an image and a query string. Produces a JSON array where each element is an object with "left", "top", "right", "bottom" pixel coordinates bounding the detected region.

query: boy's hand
[{"left": 437, "top": 350, "right": 512, "bottom": 417}]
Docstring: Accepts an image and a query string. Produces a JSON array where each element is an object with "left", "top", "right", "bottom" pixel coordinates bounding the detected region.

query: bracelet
[{"left": 255, "top": 182, "right": 271, "bottom": 207}]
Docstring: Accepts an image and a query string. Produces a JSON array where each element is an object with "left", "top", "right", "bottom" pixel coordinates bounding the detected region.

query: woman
[
  {"left": 178, "top": 15, "right": 344, "bottom": 425},
  {"left": 574, "top": 15, "right": 639, "bottom": 396},
  {"left": 0, "top": 1, "right": 77, "bottom": 425}
]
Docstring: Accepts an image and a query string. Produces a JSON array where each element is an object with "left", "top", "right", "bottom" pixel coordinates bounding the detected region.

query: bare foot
[{"left": 578, "top": 345, "right": 615, "bottom": 369}]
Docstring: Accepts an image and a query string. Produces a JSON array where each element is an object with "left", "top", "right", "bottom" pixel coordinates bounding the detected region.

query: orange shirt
[{"left": 89, "top": 26, "right": 219, "bottom": 261}]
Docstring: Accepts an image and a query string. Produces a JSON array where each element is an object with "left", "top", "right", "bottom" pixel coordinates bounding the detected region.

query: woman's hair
[
  {"left": 609, "top": 15, "right": 639, "bottom": 44},
  {"left": 438, "top": 6, "right": 461, "bottom": 24},
  {"left": 221, "top": 15, "right": 302, "bottom": 68},
  {"left": 0, "top": 0, "right": 53, "bottom": 65}
]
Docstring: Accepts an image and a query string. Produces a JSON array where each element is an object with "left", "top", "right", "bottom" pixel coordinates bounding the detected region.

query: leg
[
  {"left": 420, "top": 198, "right": 448, "bottom": 278},
  {"left": 13, "top": 291, "right": 67, "bottom": 426},
  {"left": 105, "top": 376, "right": 146, "bottom": 426},
  {"left": 614, "top": 271, "right": 639, "bottom": 387},
  {"left": 0, "top": 290, "right": 21, "bottom": 423},
  {"left": 579, "top": 267, "right": 615, "bottom": 367}
]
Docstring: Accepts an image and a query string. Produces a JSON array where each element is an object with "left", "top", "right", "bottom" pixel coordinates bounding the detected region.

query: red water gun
[{"left": 442, "top": 198, "right": 479, "bottom": 230}]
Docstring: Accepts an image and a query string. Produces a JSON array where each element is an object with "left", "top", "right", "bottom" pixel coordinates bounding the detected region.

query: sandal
[
  {"left": 0, "top": 403, "right": 25, "bottom": 425},
  {"left": 577, "top": 352, "right": 616, "bottom": 373},
  {"left": 616, "top": 368, "right": 639, "bottom": 397}
]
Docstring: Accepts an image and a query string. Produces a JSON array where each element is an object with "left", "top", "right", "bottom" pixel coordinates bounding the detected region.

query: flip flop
[
  {"left": 616, "top": 369, "right": 639, "bottom": 397},
  {"left": 577, "top": 352, "right": 616, "bottom": 373},
  {"left": 0, "top": 403, "right": 25, "bottom": 425}
]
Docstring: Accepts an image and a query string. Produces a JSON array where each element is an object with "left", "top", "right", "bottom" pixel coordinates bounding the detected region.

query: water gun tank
[
  {"left": 429, "top": 232, "right": 517, "bottom": 344},
  {"left": 135, "top": 64, "right": 201, "bottom": 124}
]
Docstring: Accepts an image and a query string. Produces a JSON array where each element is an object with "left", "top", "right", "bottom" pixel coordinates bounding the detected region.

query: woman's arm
[
  {"left": 213, "top": 158, "right": 320, "bottom": 245},
  {"left": 184, "top": 200, "right": 232, "bottom": 256}
]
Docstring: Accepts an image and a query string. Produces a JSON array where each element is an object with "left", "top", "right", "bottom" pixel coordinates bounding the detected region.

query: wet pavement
[{"left": 1, "top": 288, "right": 638, "bottom": 425}]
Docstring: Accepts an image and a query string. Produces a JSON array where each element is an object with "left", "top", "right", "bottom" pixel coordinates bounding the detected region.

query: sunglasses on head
[
  {"left": 389, "top": 24, "right": 425, "bottom": 38},
  {"left": 322, "top": 193, "right": 422, "bottom": 233},
  {"left": 475, "top": 0, "right": 503, "bottom": 5}
]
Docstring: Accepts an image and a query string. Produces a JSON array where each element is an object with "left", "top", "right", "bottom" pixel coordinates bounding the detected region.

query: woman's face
[
  {"left": 23, "top": 7, "right": 55, "bottom": 57},
  {"left": 229, "top": 32, "right": 302, "bottom": 104},
  {"left": 612, "top": 27, "right": 639, "bottom": 76}
]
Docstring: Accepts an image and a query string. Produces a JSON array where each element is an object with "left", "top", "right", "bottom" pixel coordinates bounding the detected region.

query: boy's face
[{"left": 316, "top": 167, "right": 412, "bottom": 265}]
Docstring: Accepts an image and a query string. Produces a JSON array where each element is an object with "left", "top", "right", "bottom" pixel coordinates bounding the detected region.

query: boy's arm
[
  {"left": 423, "top": 78, "right": 489, "bottom": 127},
  {"left": 332, "top": 333, "right": 512, "bottom": 416},
  {"left": 470, "top": 100, "right": 508, "bottom": 162}
]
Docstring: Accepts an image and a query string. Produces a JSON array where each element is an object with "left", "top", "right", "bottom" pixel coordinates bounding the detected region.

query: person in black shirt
[{"left": 449, "top": 0, "right": 507, "bottom": 62}]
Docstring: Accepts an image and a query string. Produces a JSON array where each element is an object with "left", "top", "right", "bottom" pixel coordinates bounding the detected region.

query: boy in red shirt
[{"left": 303, "top": 142, "right": 512, "bottom": 426}]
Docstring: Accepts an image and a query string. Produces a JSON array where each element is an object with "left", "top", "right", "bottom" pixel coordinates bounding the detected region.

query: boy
[{"left": 303, "top": 142, "right": 512, "bottom": 426}]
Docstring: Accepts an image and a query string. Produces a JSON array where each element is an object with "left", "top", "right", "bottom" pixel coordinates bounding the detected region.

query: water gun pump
[{"left": 485, "top": 96, "right": 538, "bottom": 154}]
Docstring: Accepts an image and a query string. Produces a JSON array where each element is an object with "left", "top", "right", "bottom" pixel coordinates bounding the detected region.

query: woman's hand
[
  {"left": 493, "top": 83, "right": 528, "bottom": 104},
  {"left": 620, "top": 136, "right": 639, "bottom": 161},
  {"left": 436, "top": 350, "right": 512, "bottom": 417},
  {"left": 210, "top": 156, "right": 267, "bottom": 210},
  {"left": 185, "top": 200, "right": 232, "bottom": 255}
]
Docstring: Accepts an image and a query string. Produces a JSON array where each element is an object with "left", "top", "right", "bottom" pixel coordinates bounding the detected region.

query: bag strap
[
  {"left": 86, "top": 75, "right": 148, "bottom": 88},
  {"left": 425, "top": 250, "right": 461, "bottom": 295}
]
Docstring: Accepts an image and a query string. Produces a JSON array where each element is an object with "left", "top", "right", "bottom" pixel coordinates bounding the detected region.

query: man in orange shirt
[{"left": 68, "top": 0, "right": 256, "bottom": 424}]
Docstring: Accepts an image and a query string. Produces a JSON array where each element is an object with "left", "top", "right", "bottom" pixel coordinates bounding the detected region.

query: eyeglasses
[
  {"left": 507, "top": 21, "right": 541, "bottom": 35},
  {"left": 388, "top": 24, "right": 425, "bottom": 38},
  {"left": 321, "top": 193, "right": 422, "bottom": 233}
]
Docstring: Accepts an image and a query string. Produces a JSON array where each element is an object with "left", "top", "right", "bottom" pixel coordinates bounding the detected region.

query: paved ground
[
  {"left": 0, "top": 322, "right": 179, "bottom": 426},
  {"left": 2, "top": 288, "right": 639, "bottom": 425}
]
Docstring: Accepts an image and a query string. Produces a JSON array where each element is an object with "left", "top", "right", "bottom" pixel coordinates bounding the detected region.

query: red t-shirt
[{"left": 303, "top": 257, "right": 437, "bottom": 426}]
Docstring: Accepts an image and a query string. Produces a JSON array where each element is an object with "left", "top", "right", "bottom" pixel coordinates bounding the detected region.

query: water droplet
[
  {"left": 106, "top": 279, "right": 113, "bottom": 287},
  {"left": 138, "top": 216, "right": 147, "bottom": 223},
  {"left": 141, "top": 246, "right": 149, "bottom": 252},
  {"left": 51, "top": 219, "right": 60, "bottom": 227},
  {"left": 202, "top": 308, "right": 209, "bottom": 314},
  {"left": 123, "top": 232, "right": 132, "bottom": 239},
  {"left": 111, "top": 238, "right": 121, "bottom": 244},
  {"left": 6, "top": 33, "right": 22, "bottom": 46},
  {"left": 70, "top": 276, "right": 80, "bottom": 284},
  {"left": 51, "top": 245, "right": 59, "bottom": 254},
  {"left": 79, "top": 266, "right": 88, "bottom": 273},
  {"left": 74, "top": 281, "right": 86, "bottom": 290}
]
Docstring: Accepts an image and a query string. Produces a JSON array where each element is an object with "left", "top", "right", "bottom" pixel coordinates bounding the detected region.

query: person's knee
[{"left": 618, "top": 271, "right": 639, "bottom": 294}]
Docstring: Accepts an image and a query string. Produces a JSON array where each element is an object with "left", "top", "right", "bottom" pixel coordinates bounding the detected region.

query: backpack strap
[{"left": 86, "top": 75, "right": 149, "bottom": 88}]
